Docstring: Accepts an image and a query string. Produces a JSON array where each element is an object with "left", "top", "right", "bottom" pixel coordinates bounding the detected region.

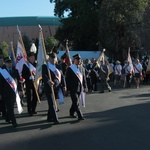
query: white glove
[{"left": 29, "top": 75, "right": 34, "bottom": 80}]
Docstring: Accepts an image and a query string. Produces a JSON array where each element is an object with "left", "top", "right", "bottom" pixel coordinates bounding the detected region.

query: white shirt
[
  {"left": 125, "top": 65, "right": 132, "bottom": 74},
  {"left": 134, "top": 63, "right": 142, "bottom": 73},
  {"left": 114, "top": 64, "right": 122, "bottom": 75}
]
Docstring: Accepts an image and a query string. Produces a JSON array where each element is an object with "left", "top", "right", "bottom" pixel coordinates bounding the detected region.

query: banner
[
  {"left": 127, "top": 47, "right": 133, "bottom": 71},
  {"left": 15, "top": 41, "right": 27, "bottom": 76},
  {"left": 35, "top": 33, "right": 45, "bottom": 88},
  {"left": 96, "top": 50, "right": 113, "bottom": 74}
]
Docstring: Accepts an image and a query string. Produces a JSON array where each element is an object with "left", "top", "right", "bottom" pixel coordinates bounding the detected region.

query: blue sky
[{"left": 0, "top": 0, "right": 55, "bottom": 17}]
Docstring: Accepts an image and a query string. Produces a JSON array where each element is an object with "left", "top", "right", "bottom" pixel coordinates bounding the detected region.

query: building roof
[{"left": 0, "top": 16, "right": 61, "bottom": 26}]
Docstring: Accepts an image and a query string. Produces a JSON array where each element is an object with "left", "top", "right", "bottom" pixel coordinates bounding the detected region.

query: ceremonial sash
[
  {"left": 0, "top": 68, "right": 23, "bottom": 114},
  {"left": 134, "top": 64, "right": 141, "bottom": 73},
  {"left": 25, "top": 62, "right": 36, "bottom": 75},
  {"left": 144, "top": 62, "right": 148, "bottom": 68},
  {"left": 93, "top": 69, "right": 99, "bottom": 77},
  {"left": 127, "top": 68, "right": 130, "bottom": 73},
  {"left": 100, "top": 66, "right": 106, "bottom": 74},
  {"left": 48, "top": 62, "right": 61, "bottom": 83},
  {"left": 48, "top": 62, "right": 64, "bottom": 104},
  {"left": 70, "top": 65, "right": 85, "bottom": 106},
  {"left": 79, "top": 91, "right": 85, "bottom": 107},
  {"left": 70, "top": 64, "right": 83, "bottom": 84},
  {"left": 115, "top": 65, "right": 121, "bottom": 75}
]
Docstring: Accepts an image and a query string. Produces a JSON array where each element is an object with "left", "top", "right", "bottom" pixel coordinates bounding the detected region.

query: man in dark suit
[
  {"left": 66, "top": 54, "right": 88, "bottom": 120},
  {"left": 59, "top": 53, "right": 68, "bottom": 76},
  {"left": 99, "top": 60, "right": 111, "bottom": 93},
  {"left": 0, "top": 55, "right": 5, "bottom": 116},
  {"left": 22, "top": 52, "right": 37, "bottom": 116},
  {"left": 42, "top": 52, "right": 66, "bottom": 125},
  {"left": 0, "top": 56, "right": 21, "bottom": 127}
]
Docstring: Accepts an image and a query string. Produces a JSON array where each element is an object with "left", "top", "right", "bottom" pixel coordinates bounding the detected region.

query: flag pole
[
  {"left": 17, "top": 26, "right": 41, "bottom": 104},
  {"left": 66, "top": 39, "right": 72, "bottom": 66},
  {"left": 10, "top": 41, "right": 26, "bottom": 96},
  {"left": 38, "top": 25, "right": 58, "bottom": 111},
  {"left": 10, "top": 42, "right": 16, "bottom": 65},
  {"left": 123, "top": 47, "right": 130, "bottom": 87}
]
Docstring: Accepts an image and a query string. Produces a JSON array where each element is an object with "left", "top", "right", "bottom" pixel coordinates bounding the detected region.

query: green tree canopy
[
  {"left": 44, "top": 36, "right": 59, "bottom": 53},
  {"left": 50, "top": 0, "right": 149, "bottom": 60},
  {"left": 0, "top": 41, "right": 9, "bottom": 58}
]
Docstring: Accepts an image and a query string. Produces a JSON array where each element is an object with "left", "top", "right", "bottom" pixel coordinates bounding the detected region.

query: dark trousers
[
  {"left": 126, "top": 74, "right": 132, "bottom": 87},
  {"left": 0, "top": 97, "right": 6, "bottom": 117},
  {"left": 45, "top": 91, "right": 58, "bottom": 122},
  {"left": 100, "top": 78, "right": 111, "bottom": 92},
  {"left": 5, "top": 96, "right": 16, "bottom": 124},
  {"left": 70, "top": 92, "right": 83, "bottom": 118},
  {"left": 26, "top": 88, "right": 37, "bottom": 114},
  {"left": 86, "top": 78, "right": 91, "bottom": 91}
]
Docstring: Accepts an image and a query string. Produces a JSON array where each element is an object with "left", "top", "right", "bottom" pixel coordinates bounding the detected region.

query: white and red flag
[{"left": 15, "top": 41, "right": 27, "bottom": 76}]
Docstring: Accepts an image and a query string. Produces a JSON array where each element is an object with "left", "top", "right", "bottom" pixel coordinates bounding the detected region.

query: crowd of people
[
  {"left": 0, "top": 47, "right": 149, "bottom": 128},
  {"left": 83, "top": 57, "right": 149, "bottom": 91}
]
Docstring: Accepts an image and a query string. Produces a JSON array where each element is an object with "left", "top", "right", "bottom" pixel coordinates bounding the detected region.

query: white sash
[
  {"left": 70, "top": 64, "right": 83, "bottom": 84},
  {"left": 80, "top": 91, "right": 85, "bottom": 107},
  {"left": 70, "top": 65, "right": 85, "bottom": 107},
  {"left": 0, "top": 68, "right": 23, "bottom": 114},
  {"left": 25, "top": 62, "right": 36, "bottom": 75},
  {"left": 48, "top": 62, "right": 61, "bottom": 83},
  {"left": 48, "top": 62, "right": 64, "bottom": 104},
  {"left": 100, "top": 66, "right": 106, "bottom": 74}
]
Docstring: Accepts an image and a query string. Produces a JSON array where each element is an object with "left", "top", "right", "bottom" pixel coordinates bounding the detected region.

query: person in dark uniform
[
  {"left": 59, "top": 53, "right": 68, "bottom": 77},
  {"left": 0, "top": 55, "right": 5, "bottom": 116},
  {"left": 90, "top": 62, "right": 99, "bottom": 92},
  {"left": 0, "top": 56, "right": 21, "bottom": 127},
  {"left": 85, "top": 59, "right": 92, "bottom": 92},
  {"left": 99, "top": 60, "right": 111, "bottom": 93},
  {"left": 22, "top": 52, "right": 37, "bottom": 116},
  {"left": 42, "top": 52, "right": 67, "bottom": 125},
  {"left": 66, "top": 54, "right": 88, "bottom": 120}
]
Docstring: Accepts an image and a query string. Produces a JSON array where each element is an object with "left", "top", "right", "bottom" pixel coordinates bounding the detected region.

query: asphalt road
[{"left": 1, "top": 84, "right": 150, "bottom": 150}]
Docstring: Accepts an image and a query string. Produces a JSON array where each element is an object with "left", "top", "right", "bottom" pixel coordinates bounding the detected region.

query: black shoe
[
  {"left": 99, "top": 91, "right": 104, "bottom": 93},
  {"left": 5, "top": 119, "right": 11, "bottom": 124},
  {"left": 109, "top": 87, "right": 111, "bottom": 92},
  {"left": 70, "top": 114, "right": 77, "bottom": 118},
  {"left": 53, "top": 121, "right": 60, "bottom": 125},
  {"left": 32, "top": 111, "right": 37, "bottom": 114},
  {"left": 78, "top": 117, "right": 85, "bottom": 121},
  {"left": 28, "top": 113, "right": 33, "bottom": 116},
  {"left": 12, "top": 123, "right": 18, "bottom": 128},
  {"left": 47, "top": 118, "right": 53, "bottom": 122}
]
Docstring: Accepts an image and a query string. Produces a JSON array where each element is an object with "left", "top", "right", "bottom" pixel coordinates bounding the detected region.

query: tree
[
  {"left": 44, "top": 36, "right": 59, "bottom": 53},
  {"left": 0, "top": 41, "right": 9, "bottom": 58},
  {"left": 50, "top": 0, "right": 149, "bottom": 61},
  {"left": 98, "top": 0, "right": 149, "bottom": 60},
  {"left": 50, "top": 0, "right": 100, "bottom": 51}
]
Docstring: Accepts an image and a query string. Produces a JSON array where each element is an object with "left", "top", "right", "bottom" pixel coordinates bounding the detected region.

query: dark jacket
[
  {"left": 66, "top": 65, "right": 87, "bottom": 93},
  {"left": 0, "top": 67, "right": 21, "bottom": 98},
  {"left": 99, "top": 65, "right": 109, "bottom": 79},
  {"left": 22, "top": 63, "right": 36, "bottom": 89},
  {"left": 42, "top": 64, "right": 66, "bottom": 98}
]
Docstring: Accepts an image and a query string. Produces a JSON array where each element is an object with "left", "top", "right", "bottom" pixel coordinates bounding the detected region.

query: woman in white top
[
  {"left": 133, "top": 59, "right": 142, "bottom": 89},
  {"left": 114, "top": 60, "right": 122, "bottom": 86}
]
